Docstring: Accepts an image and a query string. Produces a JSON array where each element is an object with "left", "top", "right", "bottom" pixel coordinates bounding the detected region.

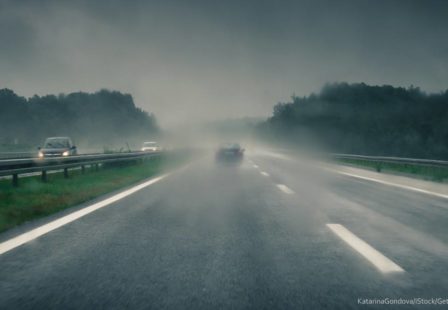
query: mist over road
[{"left": 1, "top": 151, "right": 447, "bottom": 309}]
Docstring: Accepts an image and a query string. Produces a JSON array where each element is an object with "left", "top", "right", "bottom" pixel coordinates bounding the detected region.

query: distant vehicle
[
  {"left": 38, "top": 137, "right": 77, "bottom": 158},
  {"left": 216, "top": 143, "right": 244, "bottom": 162},
  {"left": 141, "top": 141, "right": 161, "bottom": 152}
]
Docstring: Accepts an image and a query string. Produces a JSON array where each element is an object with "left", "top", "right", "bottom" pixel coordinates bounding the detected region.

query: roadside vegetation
[
  {"left": 257, "top": 83, "right": 448, "bottom": 160},
  {"left": 0, "top": 153, "right": 188, "bottom": 233},
  {"left": 0, "top": 88, "right": 159, "bottom": 150},
  {"left": 335, "top": 157, "right": 448, "bottom": 183}
]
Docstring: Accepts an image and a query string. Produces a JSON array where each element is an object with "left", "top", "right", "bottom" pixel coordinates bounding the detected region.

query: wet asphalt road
[{"left": 1, "top": 152, "right": 448, "bottom": 309}]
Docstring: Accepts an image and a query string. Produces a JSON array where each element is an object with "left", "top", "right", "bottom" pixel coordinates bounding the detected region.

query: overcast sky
[{"left": 1, "top": 0, "right": 447, "bottom": 127}]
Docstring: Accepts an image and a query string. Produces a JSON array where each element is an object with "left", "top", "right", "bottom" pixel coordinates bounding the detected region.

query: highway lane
[
  {"left": 1, "top": 153, "right": 447, "bottom": 309},
  {"left": 251, "top": 152, "right": 448, "bottom": 298}
]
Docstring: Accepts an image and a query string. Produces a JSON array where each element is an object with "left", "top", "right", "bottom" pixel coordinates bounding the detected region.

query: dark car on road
[
  {"left": 216, "top": 143, "right": 244, "bottom": 162},
  {"left": 38, "top": 137, "right": 77, "bottom": 158}
]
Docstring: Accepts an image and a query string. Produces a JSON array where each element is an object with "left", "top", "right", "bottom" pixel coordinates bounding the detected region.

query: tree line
[
  {"left": 257, "top": 83, "right": 448, "bottom": 159},
  {"left": 0, "top": 88, "right": 158, "bottom": 150}
]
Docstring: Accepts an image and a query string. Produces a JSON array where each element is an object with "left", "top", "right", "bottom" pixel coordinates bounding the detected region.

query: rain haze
[
  {"left": 1, "top": 0, "right": 447, "bottom": 127},
  {"left": 1, "top": 1, "right": 448, "bottom": 309}
]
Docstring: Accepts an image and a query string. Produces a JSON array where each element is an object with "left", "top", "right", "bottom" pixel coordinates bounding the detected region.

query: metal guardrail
[
  {"left": 331, "top": 153, "right": 448, "bottom": 171},
  {"left": 0, "top": 149, "right": 104, "bottom": 159},
  {"left": 0, "top": 151, "right": 162, "bottom": 186},
  {"left": 0, "top": 152, "right": 35, "bottom": 159}
]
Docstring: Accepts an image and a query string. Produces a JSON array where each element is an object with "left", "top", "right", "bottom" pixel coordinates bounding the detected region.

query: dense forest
[
  {"left": 0, "top": 89, "right": 158, "bottom": 150},
  {"left": 258, "top": 83, "right": 448, "bottom": 159}
]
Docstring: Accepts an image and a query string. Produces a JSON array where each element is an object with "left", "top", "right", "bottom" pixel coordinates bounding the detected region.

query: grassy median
[
  {"left": 0, "top": 154, "right": 185, "bottom": 233},
  {"left": 336, "top": 158, "right": 448, "bottom": 183}
]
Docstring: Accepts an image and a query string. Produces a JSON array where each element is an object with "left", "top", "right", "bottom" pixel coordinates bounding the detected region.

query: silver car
[
  {"left": 38, "top": 137, "right": 77, "bottom": 158},
  {"left": 141, "top": 141, "right": 161, "bottom": 152}
]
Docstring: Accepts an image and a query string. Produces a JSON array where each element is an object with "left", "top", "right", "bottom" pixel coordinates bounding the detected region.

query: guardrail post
[
  {"left": 64, "top": 168, "right": 69, "bottom": 178},
  {"left": 41, "top": 170, "right": 47, "bottom": 182},
  {"left": 376, "top": 162, "right": 382, "bottom": 172},
  {"left": 12, "top": 174, "right": 18, "bottom": 187},
  {"left": 81, "top": 165, "right": 85, "bottom": 174}
]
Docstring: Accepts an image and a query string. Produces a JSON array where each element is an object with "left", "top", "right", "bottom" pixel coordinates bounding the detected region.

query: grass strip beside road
[
  {"left": 336, "top": 158, "right": 448, "bottom": 183},
  {"left": 0, "top": 154, "right": 183, "bottom": 233}
]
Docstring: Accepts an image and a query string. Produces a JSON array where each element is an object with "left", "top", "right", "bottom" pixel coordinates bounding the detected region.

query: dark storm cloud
[
  {"left": 0, "top": 0, "right": 447, "bottom": 127},
  {"left": 0, "top": 3, "right": 37, "bottom": 69}
]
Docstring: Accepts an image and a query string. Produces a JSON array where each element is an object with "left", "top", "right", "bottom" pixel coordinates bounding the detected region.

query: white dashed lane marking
[
  {"left": 276, "top": 184, "right": 294, "bottom": 194},
  {"left": 327, "top": 224, "right": 404, "bottom": 273}
]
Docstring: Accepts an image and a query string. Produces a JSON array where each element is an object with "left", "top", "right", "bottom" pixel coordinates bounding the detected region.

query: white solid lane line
[
  {"left": 0, "top": 174, "right": 170, "bottom": 256},
  {"left": 277, "top": 184, "right": 294, "bottom": 194},
  {"left": 260, "top": 171, "right": 270, "bottom": 177},
  {"left": 327, "top": 224, "right": 404, "bottom": 273},
  {"left": 330, "top": 169, "right": 448, "bottom": 200},
  {"left": 261, "top": 151, "right": 448, "bottom": 200}
]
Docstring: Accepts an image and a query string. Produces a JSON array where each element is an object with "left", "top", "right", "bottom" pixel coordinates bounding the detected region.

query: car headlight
[
  {"left": 38, "top": 151, "right": 44, "bottom": 158},
  {"left": 62, "top": 151, "right": 69, "bottom": 156}
]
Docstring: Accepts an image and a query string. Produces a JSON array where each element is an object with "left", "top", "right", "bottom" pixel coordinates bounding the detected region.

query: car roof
[{"left": 221, "top": 142, "right": 241, "bottom": 148}]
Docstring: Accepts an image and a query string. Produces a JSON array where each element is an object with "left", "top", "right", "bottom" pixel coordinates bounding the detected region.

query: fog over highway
[
  {"left": 1, "top": 150, "right": 447, "bottom": 309},
  {"left": 1, "top": 0, "right": 448, "bottom": 308}
]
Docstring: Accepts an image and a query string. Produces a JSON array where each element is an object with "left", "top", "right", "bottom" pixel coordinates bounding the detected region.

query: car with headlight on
[
  {"left": 141, "top": 141, "right": 161, "bottom": 152},
  {"left": 38, "top": 137, "right": 77, "bottom": 158},
  {"left": 216, "top": 143, "right": 244, "bottom": 162}
]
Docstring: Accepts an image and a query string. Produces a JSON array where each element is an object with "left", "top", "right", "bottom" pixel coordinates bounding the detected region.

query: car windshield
[
  {"left": 221, "top": 143, "right": 240, "bottom": 150},
  {"left": 44, "top": 139, "right": 69, "bottom": 148}
]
